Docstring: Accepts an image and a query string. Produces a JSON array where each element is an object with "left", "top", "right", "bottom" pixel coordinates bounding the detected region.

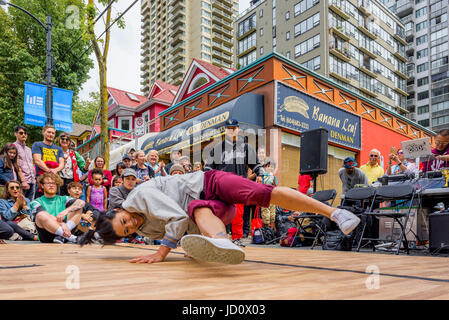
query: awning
[{"left": 140, "top": 93, "right": 264, "bottom": 155}]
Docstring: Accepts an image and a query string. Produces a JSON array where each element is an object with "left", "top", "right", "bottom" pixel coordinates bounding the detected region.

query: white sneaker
[
  {"left": 180, "top": 234, "right": 245, "bottom": 265},
  {"left": 330, "top": 209, "right": 361, "bottom": 235}
]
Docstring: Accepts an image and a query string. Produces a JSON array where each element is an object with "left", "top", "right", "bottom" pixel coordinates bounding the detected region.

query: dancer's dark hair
[{"left": 77, "top": 210, "right": 121, "bottom": 246}]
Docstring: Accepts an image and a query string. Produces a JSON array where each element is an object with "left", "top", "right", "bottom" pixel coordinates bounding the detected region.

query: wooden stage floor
[{"left": 1, "top": 242, "right": 449, "bottom": 300}]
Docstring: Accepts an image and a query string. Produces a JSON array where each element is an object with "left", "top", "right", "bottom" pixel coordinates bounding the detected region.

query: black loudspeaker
[
  {"left": 300, "top": 128, "right": 328, "bottom": 175},
  {"left": 429, "top": 211, "right": 449, "bottom": 253}
]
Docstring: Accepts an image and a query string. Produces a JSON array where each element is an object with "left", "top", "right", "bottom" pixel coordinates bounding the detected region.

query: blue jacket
[
  {"left": 0, "top": 158, "right": 17, "bottom": 185},
  {"left": 0, "top": 198, "right": 32, "bottom": 221}
]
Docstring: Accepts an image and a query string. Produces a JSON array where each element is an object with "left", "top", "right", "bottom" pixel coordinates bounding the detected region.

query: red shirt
[{"left": 298, "top": 174, "right": 312, "bottom": 194}]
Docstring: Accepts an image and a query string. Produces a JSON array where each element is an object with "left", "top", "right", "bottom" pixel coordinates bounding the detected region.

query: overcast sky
[{"left": 79, "top": 0, "right": 252, "bottom": 100}]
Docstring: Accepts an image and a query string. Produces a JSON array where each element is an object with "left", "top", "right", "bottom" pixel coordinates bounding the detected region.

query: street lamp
[{"left": 0, "top": 0, "right": 53, "bottom": 125}]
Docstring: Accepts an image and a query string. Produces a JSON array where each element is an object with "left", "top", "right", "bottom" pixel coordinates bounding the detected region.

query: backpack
[
  {"left": 322, "top": 230, "right": 353, "bottom": 251},
  {"left": 252, "top": 227, "right": 276, "bottom": 244},
  {"left": 280, "top": 227, "right": 301, "bottom": 247}
]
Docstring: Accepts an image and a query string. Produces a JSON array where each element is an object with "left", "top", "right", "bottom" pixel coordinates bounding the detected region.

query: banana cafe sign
[{"left": 275, "top": 81, "right": 361, "bottom": 150}]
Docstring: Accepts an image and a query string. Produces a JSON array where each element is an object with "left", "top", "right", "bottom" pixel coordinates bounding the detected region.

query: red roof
[
  {"left": 108, "top": 87, "right": 147, "bottom": 109},
  {"left": 150, "top": 81, "right": 178, "bottom": 104},
  {"left": 192, "top": 58, "right": 234, "bottom": 80}
]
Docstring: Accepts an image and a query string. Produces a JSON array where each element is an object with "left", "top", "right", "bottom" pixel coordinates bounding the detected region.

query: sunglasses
[
  {"left": 369, "top": 155, "right": 379, "bottom": 158},
  {"left": 9, "top": 186, "right": 20, "bottom": 190},
  {"left": 17, "top": 131, "right": 27, "bottom": 135},
  {"left": 60, "top": 137, "right": 69, "bottom": 141},
  {"left": 397, "top": 151, "right": 404, "bottom": 155}
]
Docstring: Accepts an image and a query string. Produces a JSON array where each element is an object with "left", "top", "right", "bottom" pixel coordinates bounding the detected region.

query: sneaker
[
  {"left": 53, "top": 236, "right": 66, "bottom": 244},
  {"left": 232, "top": 239, "right": 246, "bottom": 247},
  {"left": 330, "top": 209, "right": 361, "bottom": 235},
  {"left": 180, "top": 234, "right": 245, "bottom": 265},
  {"left": 65, "top": 236, "right": 78, "bottom": 244}
]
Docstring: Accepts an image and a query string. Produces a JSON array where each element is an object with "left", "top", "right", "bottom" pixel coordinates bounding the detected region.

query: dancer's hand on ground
[
  {"left": 0, "top": 239, "right": 7, "bottom": 244},
  {"left": 129, "top": 253, "right": 165, "bottom": 264}
]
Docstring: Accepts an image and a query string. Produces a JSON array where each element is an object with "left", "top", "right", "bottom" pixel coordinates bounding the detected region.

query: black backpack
[
  {"left": 252, "top": 227, "right": 276, "bottom": 244},
  {"left": 322, "top": 230, "right": 353, "bottom": 251}
]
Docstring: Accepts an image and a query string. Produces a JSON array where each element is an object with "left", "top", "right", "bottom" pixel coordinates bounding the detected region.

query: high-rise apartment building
[
  {"left": 234, "top": 0, "right": 409, "bottom": 116},
  {"left": 381, "top": 0, "right": 449, "bottom": 131},
  {"left": 140, "top": 0, "right": 239, "bottom": 96}
]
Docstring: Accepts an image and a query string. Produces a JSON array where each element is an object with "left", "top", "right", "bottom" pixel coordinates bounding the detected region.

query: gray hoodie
[{"left": 121, "top": 171, "right": 204, "bottom": 249}]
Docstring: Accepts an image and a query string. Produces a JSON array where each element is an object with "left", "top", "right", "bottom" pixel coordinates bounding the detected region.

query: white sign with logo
[
  {"left": 401, "top": 137, "right": 434, "bottom": 159},
  {"left": 134, "top": 117, "right": 145, "bottom": 137}
]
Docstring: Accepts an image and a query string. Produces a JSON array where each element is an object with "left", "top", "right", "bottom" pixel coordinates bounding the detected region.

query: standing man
[
  {"left": 204, "top": 119, "right": 261, "bottom": 245},
  {"left": 338, "top": 157, "right": 369, "bottom": 197},
  {"left": 360, "top": 149, "right": 384, "bottom": 185},
  {"left": 31, "top": 125, "right": 64, "bottom": 198},
  {"left": 422, "top": 129, "right": 449, "bottom": 172},
  {"left": 13, "top": 125, "right": 35, "bottom": 200}
]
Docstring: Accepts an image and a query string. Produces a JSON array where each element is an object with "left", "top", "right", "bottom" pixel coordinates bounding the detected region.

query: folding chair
[
  {"left": 356, "top": 183, "right": 416, "bottom": 255},
  {"left": 293, "top": 189, "right": 337, "bottom": 249}
]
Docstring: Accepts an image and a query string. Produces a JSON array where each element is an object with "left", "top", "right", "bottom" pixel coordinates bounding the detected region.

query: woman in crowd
[
  {"left": 0, "top": 144, "right": 24, "bottom": 185},
  {"left": 78, "top": 169, "right": 360, "bottom": 265},
  {"left": 88, "top": 156, "right": 112, "bottom": 190},
  {"left": 0, "top": 180, "right": 37, "bottom": 241},
  {"left": 146, "top": 150, "right": 166, "bottom": 177},
  {"left": 112, "top": 162, "right": 126, "bottom": 181},
  {"left": 58, "top": 133, "right": 91, "bottom": 196}
]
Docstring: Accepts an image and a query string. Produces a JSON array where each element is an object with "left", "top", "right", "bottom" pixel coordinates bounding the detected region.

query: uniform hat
[
  {"left": 122, "top": 155, "right": 131, "bottom": 161},
  {"left": 169, "top": 164, "right": 185, "bottom": 175},
  {"left": 122, "top": 168, "right": 137, "bottom": 178},
  {"left": 225, "top": 119, "right": 239, "bottom": 128},
  {"left": 343, "top": 156, "right": 357, "bottom": 169}
]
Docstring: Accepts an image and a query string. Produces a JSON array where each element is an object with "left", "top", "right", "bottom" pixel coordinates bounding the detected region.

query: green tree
[
  {"left": 0, "top": 0, "right": 94, "bottom": 146},
  {"left": 72, "top": 91, "right": 99, "bottom": 126}
]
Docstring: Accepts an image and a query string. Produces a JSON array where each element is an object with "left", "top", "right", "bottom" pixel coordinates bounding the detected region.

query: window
[
  {"left": 416, "top": 34, "right": 427, "bottom": 45},
  {"left": 302, "top": 55, "right": 320, "bottom": 71},
  {"left": 417, "top": 62, "right": 429, "bottom": 73},
  {"left": 433, "top": 115, "right": 449, "bottom": 127},
  {"left": 119, "top": 117, "right": 132, "bottom": 131},
  {"left": 294, "top": 12, "right": 320, "bottom": 37},
  {"left": 285, "top": 11, "right": 290, "bottom": 20},
  {"left": 417, "top": 77, "right": 429, "bottom": 86},
  {"left": 432, "top": 85, "right": 449, "bottom": 97},
  {"left": 188, "top": 73, "right": 209, "bottom": 93},
  {"left": 286, "top": 51, "right": 290, "bottom": 59},
  {"left": 238, "top": 50, "right": 257, "bottom": 68},
  {"left": 417, "top": 91, "right": 429, "bottom": 100},
  {"left": 260, "top": 46, "right": 264, "bottom": 55},
  {"left": 418, "top": 119, "right": 430, "bottom": 127},
  {"left": 259, "top": 9, "right": 263, "bottom": 18},
  {"left": 433, "top": 100, "right": 449, "bottom": 112},
  {"left": 416, "top": 21, "right": 427, "bottom": 32},
  {"left": 294, "top": 34, "right": 320, "bottom": 58},
  {"left": 416, "top": 48, "right": 428, "bottom": 59},
  {"left": 260, "top": 28, "right": 264, "bottom": 36},
  {"left": 294, "top": 0, "right": 319, "bottom": 17},
  {"left": 286, "top": 31, "right": 290, "bottom": 40},
  {"left": 238, "top": 32, "right": 257, "bottom": 54},
  {"left": 417, "top": 105, "right": 429, "bottom": 114},
  {"left": 238, "top": 13, "right": 256, "bottom": 37},
  {"left": 416, "top": 7, "right": 427, "bottom": 18}
]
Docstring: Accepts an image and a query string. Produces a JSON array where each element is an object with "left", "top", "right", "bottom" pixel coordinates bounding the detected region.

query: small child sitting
[{"left": 260, "top": 158, "right": 278, "bottom": 232}]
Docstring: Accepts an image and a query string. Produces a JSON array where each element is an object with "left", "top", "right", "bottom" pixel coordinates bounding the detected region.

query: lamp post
[{"left": 0, "top": 0, "right": 53, "bottom": 125}]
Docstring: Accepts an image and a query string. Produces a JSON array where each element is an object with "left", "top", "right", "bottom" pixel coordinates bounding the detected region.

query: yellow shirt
[{"left": 360, "top": 162, "right": 384, "bottom": 185}]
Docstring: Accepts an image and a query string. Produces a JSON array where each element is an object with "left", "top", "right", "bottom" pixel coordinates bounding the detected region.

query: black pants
[
  {"left": 0, "top": 220, "right": 35, "bottom": 240},
  {"left": 243, "top": 205, "right": 254, "bottom": 236}
]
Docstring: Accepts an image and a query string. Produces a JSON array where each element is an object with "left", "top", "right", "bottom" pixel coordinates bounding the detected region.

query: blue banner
[
  {"left": 275, "top": 81, "right": 361, "bottom": 150},
  {"left": 52, "top": 87, "right": 73, "bottom": 132},
  {"left": 24, "top": 81, "right": 47, "bottom": 127}
]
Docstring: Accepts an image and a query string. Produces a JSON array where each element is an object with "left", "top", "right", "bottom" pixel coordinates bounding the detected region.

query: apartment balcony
[
  {"left": 213, "top": 24, "right": 233, "bottom": 38},
  {"left": 394, "top": 68, "right": 408, "bottom": 80},
  {"left": 329, "top": 26, "right": 350, "bottom": 41},
  {"left": 236, "top": 46, "right": 256, "bottom": 59},
  {"left": 141, "top": 54, "right": 150, "bottom": 64},
  {"left": 406, "top": 69, "right": 415, "bottom": 80},
  {"left": 360, "top": 65, "right": 377, "bottom": 78},
  {"left": 405, "top": 29, "right": 414, "bottom": 42},
  {"left": 171, "top": 33, "right": 185, "bottom": 47},
  {"left": 431, "top": 64, "right": 449, "bottom": 76},
  {"left": 212, "top": 6, "right": 233, "bottom": 22},
  {"left": 170, "top": 16, "right": 185, "bottom": 30},
  {"left": 432, "top": 93, "right": 449, "bottom": 104},
  {"left": 213, "top": 32, "right": 233, "bottom": 46},
  {"left": 396, "top": 0, "right": 413, "bottom": 18},
  {"left": 213, "top": 16, "right": 233, "bottom": 31},
  {"left": 394, "top": 51, "right": 408, "bottom": 63},
  {"left": 405, "top": 43, "right": 414, "bottom": 55},
  {"left": 170, "top": 42, "right": 185, "bottom": 55},
  {"left": 212, "top": 41, "right": 233, "bottom": 54},
  {"left": 407, "top": 98, "right": 416, "bottom": 109},
  {"left": 360, "top": 86, "right": 378, "bottom": 98},
  {"left": 357, "top": 24, "right": 377, "bottom": 40},
  {"left": 393, "top": 33, "right": 408, "bottom": 46},
  {"left": 212, "top": 0, "right": 233, "bottom": 15},
  {"left": 168, "top": 0, "right": 185, "bottom": 14},
  {"left": 329, "top": 46, "right": 351, "bottom": 62},
  {"left": 358, "top": 0, "right": 372, "bottom": 16},
  {"left": 329, "top": 0, "right": 350, "bottom": 20},
  {"left": 359, "top": 46, "right": 377, "bottom": 59},
  {"left": 394, "top": 86, "right": 408, "bottom": 96}
]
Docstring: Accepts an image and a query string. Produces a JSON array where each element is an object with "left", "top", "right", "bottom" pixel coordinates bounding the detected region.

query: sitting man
[
  {"left": 108, "top": 168, "right": 137, "bottom": 210},
  {"left": 30, "top": 173, "right": 86, "bottom": 243}
]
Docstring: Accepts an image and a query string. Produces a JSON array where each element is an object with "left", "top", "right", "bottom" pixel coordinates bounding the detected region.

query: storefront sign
[{"left": 275, "top": 81, "right": 361, "bottom": 150}]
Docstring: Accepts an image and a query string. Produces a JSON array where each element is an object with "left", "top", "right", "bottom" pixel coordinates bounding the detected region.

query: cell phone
[{"left": 390, "top": 146, "right": 397, "bottom": 154}]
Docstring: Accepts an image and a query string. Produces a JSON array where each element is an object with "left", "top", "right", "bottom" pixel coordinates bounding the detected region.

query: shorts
[
  {"left": 35, "top": 223, "right": 56, "bottom": 243},
  {"left": 187, "top": 170, "right": 275, "bottom": 225}
]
